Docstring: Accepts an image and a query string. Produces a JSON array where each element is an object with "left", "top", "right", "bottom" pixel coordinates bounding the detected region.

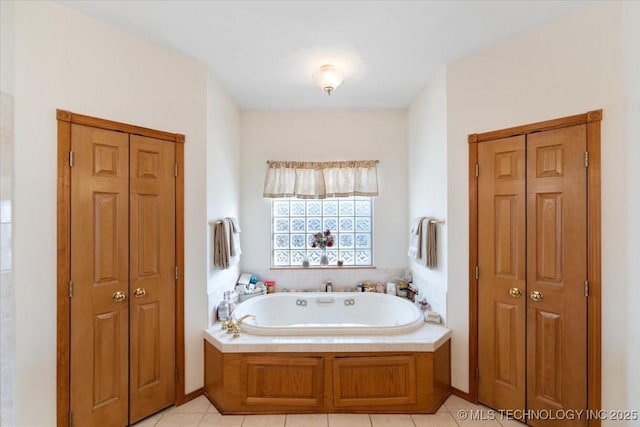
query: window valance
[{"left": 263, "top": 160, "right": 379, "bottom": 199}]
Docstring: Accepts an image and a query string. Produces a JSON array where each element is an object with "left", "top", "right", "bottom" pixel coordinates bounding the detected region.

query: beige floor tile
[
  {"left": 328, "top": 413, "right": 372, "bottom": 427},
  {"left": 285, "top": 413, "right": 329, "bottom": 427},
  {"left": 370, "top": 413, "right": 415, "bottom": 427},
  {"left": 437, "top": 402, "right": 450, "bottom": 414},
  {"left": 132, "top": 411, "right": 164, "bottom": 427},
  {"left": 448, "top": 404, "right": 502, "bottom": 427},
  {"left": 173, "top": 395, "right": 212, "bottom": 413},
  {"left": 131, "top": 407, "right": 176, "bottom": 427},
  {"left": 198, "top": 413, "right": 245, "bottom": 426},
  {"left": 457, "top": 421, "right": 502, "bottom": 427},
  {"left": 207, "top": 403, "right": 220, "bottom": 414},
  {"left": 496, "top": 416, "right": 527, "bottom": 427},
  {"left": 242, "top": 414, "right": 287, "bottom": 427},
  {"left": 412, "top": 413, "right": 459, "bottom": 427},
  {"left": 156, "top": 413, "right": 205, "bottom": 427},
  {"left": 443, "top": 395, "right": 482, "bottom": 413}
]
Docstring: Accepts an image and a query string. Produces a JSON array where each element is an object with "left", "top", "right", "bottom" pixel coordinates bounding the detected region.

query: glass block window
[{"left": 272, "top": 197, "right": 373, "bottom": 267}]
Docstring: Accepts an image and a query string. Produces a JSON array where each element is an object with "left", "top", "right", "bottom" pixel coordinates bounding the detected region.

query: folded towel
[
  {"left": 226, "top": 216, "right": 241, "bottom": 233},
  {"left": 213, "top": 221, "right": 230, "bottom": 269},
  {"left": 408, "top": 217, "right": 425, "bottom": 259},
  {"left": 225, "top": 217, "right": 242, "bottom": 257},
  {"left": 426, "top": 220, "right": 437, "bottom": 269}
]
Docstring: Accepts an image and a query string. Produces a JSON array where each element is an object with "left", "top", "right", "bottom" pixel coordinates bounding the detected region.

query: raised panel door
[
  {"left": 477, "top": 135, "right": 526, "bottom": 413},
  {"left": 70, "top": 125, "right": 129, "bottom": 427},
  {"left": 333, "top": 355, "right": 417, "bottom": 408},
  {"left": 243, "top": 355, "right": 324, "bottom": 408},
  {"left": 129, "top": 135, "right": 176, "bottom": 423},
  {"left": 526, "top": 125, "right": 587, "bottom": 427}
]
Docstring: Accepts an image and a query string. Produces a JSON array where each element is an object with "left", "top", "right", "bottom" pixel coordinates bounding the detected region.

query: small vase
[{"left": 320, "top": 251, "right": 329, "bottom": 267}]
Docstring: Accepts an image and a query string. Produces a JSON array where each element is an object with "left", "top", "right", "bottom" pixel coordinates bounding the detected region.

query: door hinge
[
  {"left": 69, "top": 151, "right": 74, "bottom": 167},
  {"left": 68, "top": 280, "right": 73, "bottom": 298},
  {"left": 475, "top": 164, "right": 479, "bottom": 178},
  {"left": 585, "top": 280, "right": 589, "bottom": 297},
  {"left": 175, "top": 368, "right": 179, "bottom": 382},
  {"left": 68, "top": 411, "right": 73, "bottom": 427},
  {"left": 175, "top": 266, "right": 179, "bottom": 280},
  {"left": 475, "top": 367, "right": 480, "bottom": 381},
  {"left": 584, "top": 151, "right": 589, "bottom": 168},
  {"left": 475, "top": 266, "right": 479, "bottom": 280},
  {"left": 174, "top": 163, "right": 178, "bottom": 177}
]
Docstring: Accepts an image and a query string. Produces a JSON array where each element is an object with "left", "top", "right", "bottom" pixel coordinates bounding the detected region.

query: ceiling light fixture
[{"left": 315, "top": 64, "right": 344, "bottom": 95}]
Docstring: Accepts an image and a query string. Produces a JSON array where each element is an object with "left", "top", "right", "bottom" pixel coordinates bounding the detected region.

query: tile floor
[{"left": 131, "top": 395, "right": 526, "bottom": 427}]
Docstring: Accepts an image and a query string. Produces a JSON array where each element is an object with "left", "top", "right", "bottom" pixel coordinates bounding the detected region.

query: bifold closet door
[
  {"left": 70, "top": 126, "right": 176, "bottom": 426},
  {"left": 477, "top": 135, "right": 527, "bottom": 413},
  {"left": 526, "top": 125, "right": 587, "bottom": 427},
  {"left": 129, "top": 135, "right": 176, "bottom": 424},
  {"left": 477, "top": 125, "right": 588, "bottom": 426},
  {"left": 70, "top": 125, "right": 130, "bottom": 427}
]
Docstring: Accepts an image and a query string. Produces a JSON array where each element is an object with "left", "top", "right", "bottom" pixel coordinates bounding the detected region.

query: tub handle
[
  {"left": 296, "top": 299, "right": 307, "bottom": 307},
  {"left": 344, "top": 298, "right": 355, "bottom": 306},
  {"left": 316, "top": 298, "right": 335, "bottom": 304}
]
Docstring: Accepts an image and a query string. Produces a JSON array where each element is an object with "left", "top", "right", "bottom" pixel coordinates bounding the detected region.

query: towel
[
  {"left": 213, "top": 221, "right": 230, "bottom": 269},
  {"left": 225, "top": 217, "right": 242, "bottom": 257},
  {"left": 408, "top": 217, "right": 425, "bottom": 259},
  {"left": 426, "top": 220, "right": 437, "bottom": 269}
]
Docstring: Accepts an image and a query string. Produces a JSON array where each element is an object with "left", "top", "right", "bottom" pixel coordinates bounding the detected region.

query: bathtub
[
  {"left": 231, "top": 292, "right": 425, "bottom": 336},
  {"left": 204, "top": 293, "right": 451, "bottom": 414}
]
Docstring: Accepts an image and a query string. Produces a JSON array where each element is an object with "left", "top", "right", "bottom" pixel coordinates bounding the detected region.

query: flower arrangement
[{"left": 311, "top": 229, "right": 334, "bottom": 250}]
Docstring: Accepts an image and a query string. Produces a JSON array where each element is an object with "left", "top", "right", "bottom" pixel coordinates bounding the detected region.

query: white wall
[
  {"left": 11, "top": 2, "right": 210, "bottom": 424},
  {"left": 445, "top": 1, "right": 631, "bottom": 418},
  {"left": 240, "top": 110, "right": 408, "bottom": 288},
  {"left": 621, "top": 1, "right": 640, "bottom": 415},
  {"left": 0, "top": 3, "right": 16, "bottom": 425},
  {"left": 407, "top": 66, "right": 448, "bottom": 322},
  {"left": 0, "top": 0, "right": 14, "bottom": 94},
  {"left": 206, "top": 73, "right": 241, "bottom": 325}
]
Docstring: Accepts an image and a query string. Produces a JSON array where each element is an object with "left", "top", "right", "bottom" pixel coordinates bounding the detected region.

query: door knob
[
  {"left": 133, "top": 288, "right": 146, "bottom": 298},
  {"left": 530, "top": 291, "right": 543, "bottom": 302},
  {"left": 509, "top": 287, "right": 522, "bottom": 298},
  {"left": 112, "top": 291, "right": 126, "bottom": 302}
]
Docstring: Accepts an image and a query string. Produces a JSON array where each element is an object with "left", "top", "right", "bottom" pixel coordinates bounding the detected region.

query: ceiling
[{"left": 58, "top": 1, "right": 595, "bottom": 110}]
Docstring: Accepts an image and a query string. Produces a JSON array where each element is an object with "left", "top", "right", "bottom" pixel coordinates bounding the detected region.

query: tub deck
[{"left": 204, "top": 323, "right": 451, "bottom": 415}]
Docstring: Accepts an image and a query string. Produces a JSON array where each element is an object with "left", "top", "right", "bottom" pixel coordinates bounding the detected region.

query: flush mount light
[{"left": 314, "top": 64, "right": 344, "bottom": 95}]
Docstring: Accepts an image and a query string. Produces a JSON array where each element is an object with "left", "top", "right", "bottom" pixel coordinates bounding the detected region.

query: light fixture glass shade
[{"left": 316, "top": 64, "right": 344, "bottom": 95}]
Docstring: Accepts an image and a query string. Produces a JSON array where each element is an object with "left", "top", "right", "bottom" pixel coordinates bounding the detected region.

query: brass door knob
[
  {"left": 530, "top": 291, "right": 543, "bottom": 302},
  {"left": 133, "top": 288, "right": 146, "bottom": 298},
  {"left": 112, "top": 291, "right": 126, "bottom": 303},
  {"left": 509, "top": 287, "right": 522, "bottom": 298}
]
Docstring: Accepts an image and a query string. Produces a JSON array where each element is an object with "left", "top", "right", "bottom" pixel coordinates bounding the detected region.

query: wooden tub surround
[{"left": 203, "top": 324, "right": 451, "bottom": 414}]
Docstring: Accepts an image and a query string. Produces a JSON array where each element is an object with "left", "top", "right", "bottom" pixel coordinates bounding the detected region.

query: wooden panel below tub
[{"left": 204, "top": 339, "right": 451, "bottom": 414}]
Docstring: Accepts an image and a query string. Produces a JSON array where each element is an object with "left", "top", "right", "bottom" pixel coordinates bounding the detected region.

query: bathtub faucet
[{"left": 224, "top": 314, "right": 256, "bottom": 338}]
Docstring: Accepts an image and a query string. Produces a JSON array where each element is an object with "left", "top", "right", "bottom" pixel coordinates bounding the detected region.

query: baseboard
[
  {"left": 180, "top": 387, "right": 204, "bottom": 406},
  {"left": 452, "top": 387, "right": 474, "bottom": 403}
]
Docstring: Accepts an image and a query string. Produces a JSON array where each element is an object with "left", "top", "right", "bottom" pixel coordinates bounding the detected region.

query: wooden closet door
[
  {"left": 526, "top": 125, "right": 587, "bottom": 426},
  {"left": 477, "top": 135, "right": 526, "bottom": 413},
  {"left": 129, "top": 135, "right": 176, "bottom": 423},
  {"left": 70, "top": 125, "right": 130, "bottom": 427}
]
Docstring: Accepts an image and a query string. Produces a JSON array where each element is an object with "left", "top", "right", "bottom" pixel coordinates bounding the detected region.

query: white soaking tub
[{"left": 231, "top": 292, "right": 424, "bottom": 336}]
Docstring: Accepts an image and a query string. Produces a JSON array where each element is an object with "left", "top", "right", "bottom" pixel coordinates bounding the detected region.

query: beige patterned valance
[{"left": 263, "top": 160, "right": 379, "bottom": 199}]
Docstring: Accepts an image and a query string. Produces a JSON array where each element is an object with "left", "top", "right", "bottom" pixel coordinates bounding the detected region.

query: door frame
[
  {"left": 467, "top": 109, "right": 602, "bottom": 424},
  {"left": 56, "top": 109, "right": 186, "bottom": 427}
]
